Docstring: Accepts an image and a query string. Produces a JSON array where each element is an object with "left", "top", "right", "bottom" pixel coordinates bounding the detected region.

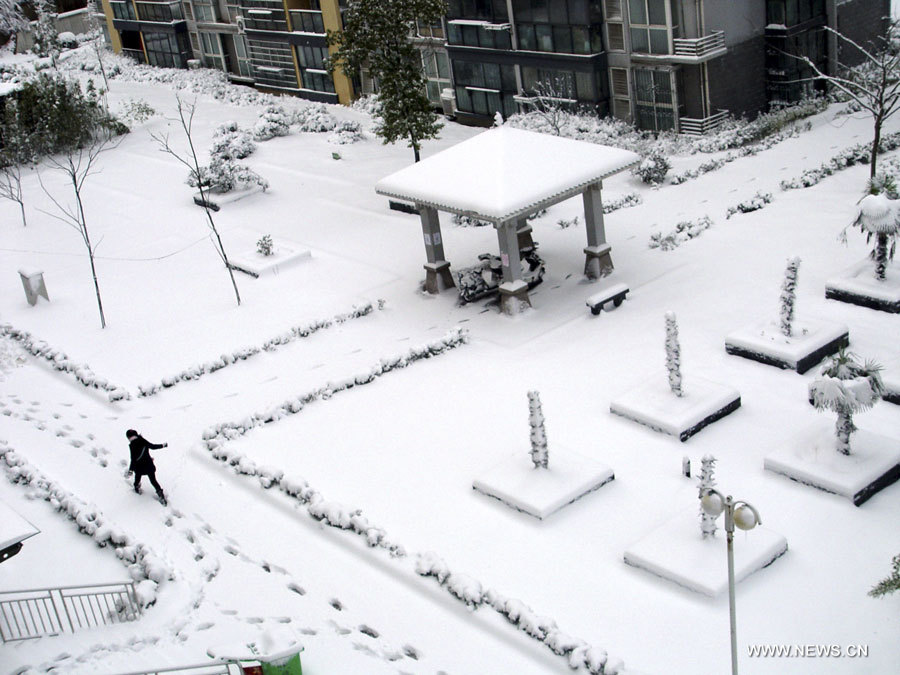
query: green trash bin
[{"left": 260, "top": 651, "right": 302, "bottom": 675}]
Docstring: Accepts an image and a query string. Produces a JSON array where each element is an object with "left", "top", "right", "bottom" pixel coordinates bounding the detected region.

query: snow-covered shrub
[
  {"left": 254, "top": 105, "right": 292, "bottom": 140},
  {"left": 665, "top": 311, "right": 683, "bottom": 397},
  {"left": 635, "top": 149, "right": 671, "bottom": 185},
  {"left": 257, "top": 234, "right": 274, "bottom": 256},
  {"left": 293, "top": 103, "right": 337, "bottom": 133},
  {"left": 328, "top": 119, "right": 363, "bottom": 144},
  {"left": 118, "top": 98, "right": 156, "bottom": 125},
  {"left": 528, "top": 391, "right": 549, "bottom": 469},
  {"left": 649, "top": 215, "right": 713, "bottom": 250},
  {"left": 57, "top": 31, "right": 78, "bottom": 50},
  {"left": 187, "top": 156, "right": 268, "bottom": 194},
  {"left": 845, "top": 192, "right": 899, "bottom": 281},
  {"left": 809, "top": 350, "right": 884, "bottom": 455},
  {"left": 725, "top": 191, "right": 773, "bottom": 219},
  {"left": 350, "top": 94, "right": 381, "bottom": 117},
  {"left": 557, "top": 216, "right": 579, "bottom": 229},
  {"left": 780, "top": 257, "right": 801, "bottom": 337},
  {"left": 452, "top": 213, "right": 491, "bottom": 227},
  {"left": 602, "top": 192, "right": 642, "bottom": 214},
  {"left": 698, "top": 455, "right": 717, "bottom": 538},
  {"left": 693, "top": 97, "right": 825, "bottom": 153},
  {"left": 781, "top": 131, "right": 900, "bottom": 190},
  {"left": 211, "top": 121, "right": 256, "bottom": 159}
]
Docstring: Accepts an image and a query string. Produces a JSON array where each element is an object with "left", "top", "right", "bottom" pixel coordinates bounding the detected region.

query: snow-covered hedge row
[
  {"left": 726, "top": 191, "right": 773, "bottom": 219},
  {"left": 670, "top": 123, "right": 811, "bottom": 185},
  {"left": 0, "top": 323, "right": 129, "bottom": 402},
  {"left": 138, "top": 301, "right": 384, "bottom": 397},
  {"left": 649, "top": 215, "right": 713, "bottom": 251},
  {"left": 415, "top": 552, "right": 622, "bottom": 674},
  {"left": 0, "top": 440, "right": 171, "bottom": 607},
  {"left": 201, "top": 327, "right": 467, "bottom": 441},
  {"left": 780, "top": 131, "right": 900, "bottom": 190}
]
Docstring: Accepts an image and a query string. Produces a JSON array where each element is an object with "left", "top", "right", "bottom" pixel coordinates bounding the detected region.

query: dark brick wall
[
  {"left": 707, "top": 33, "right": 768, "bottom": 120},
  {"left": 836, "top": 0, "right": 891, "bottom": 67}
]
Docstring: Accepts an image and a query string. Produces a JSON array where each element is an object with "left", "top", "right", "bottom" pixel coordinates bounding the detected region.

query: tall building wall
[
  {"left": 835, "top": 0, "right": 891, "bottom": 67},
  {"left": 707, "top": 32, "right": 767, "bottom": 120}
]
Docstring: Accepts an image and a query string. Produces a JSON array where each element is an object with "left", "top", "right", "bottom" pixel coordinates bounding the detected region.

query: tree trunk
[
  {"left": 19, "top": 199, "right": 26, "bottom": 228},
  {"left": 205, "top": 206, "right": 242, "bottom": 306},
  {"left": 413, "top": 143, "right": 420, "bottom": 163},
  {"left": 875, "top": 232, "right": 889, "bottom": 281},
  {"left": 835, "top": 407, "right": 855, "bottom": 455},
  {"left": 75, "top": 183, "right": 106, "bottom": 328},
  {"left": 870, "top": 116, "right": 883, "bottom": 179}
]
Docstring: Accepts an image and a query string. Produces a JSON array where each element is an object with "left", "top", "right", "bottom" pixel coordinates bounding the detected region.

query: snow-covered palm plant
[
  {"left": 698, "top": 455, "right": 717, "bottom": 539},
  {"left": 665, "top": 311, "right": 683, "bottom": 397},
  {"left": 528, "top": 391, "right": 548, "bottom": 469},
  {"left": 850, "top": 192, "right": 899, "bottom": 281},
  {"left": 808, "top": 350, "right": 884, "bottom": 455},
  {"left": 779, "top": 257, "right": 801, "bottom": 337}
]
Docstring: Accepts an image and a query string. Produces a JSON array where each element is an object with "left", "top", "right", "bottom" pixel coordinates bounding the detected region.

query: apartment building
[
  {"left": 445, "top": 0, "right": 890, "bottom": 132},
  {"left": 99, "top": 0, "right": 354, "bottom": 103}
]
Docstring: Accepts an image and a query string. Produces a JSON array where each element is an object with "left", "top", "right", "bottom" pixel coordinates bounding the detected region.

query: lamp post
[{"left": 700, "top": 488, "right": 762, "bottom": 675}]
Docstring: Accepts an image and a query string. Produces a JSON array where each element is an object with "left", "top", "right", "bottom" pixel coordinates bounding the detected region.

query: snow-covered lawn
[{"left": 0, "top": 47, "right": 898, "bottom": 675}]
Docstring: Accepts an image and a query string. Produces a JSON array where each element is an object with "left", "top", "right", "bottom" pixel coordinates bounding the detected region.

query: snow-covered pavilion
[{"left": 375, "top": 126, "right": 640, "bottom": 314}]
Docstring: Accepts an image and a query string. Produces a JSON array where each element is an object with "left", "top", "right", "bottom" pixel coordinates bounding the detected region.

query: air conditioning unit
[{"left": 440, "top": 88, "right": 456, "bottom": 117}]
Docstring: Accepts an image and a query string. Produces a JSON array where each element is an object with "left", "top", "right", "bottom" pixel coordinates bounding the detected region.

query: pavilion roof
[{"left": 375, "top": 126, "right": 640, "bottom": 223}]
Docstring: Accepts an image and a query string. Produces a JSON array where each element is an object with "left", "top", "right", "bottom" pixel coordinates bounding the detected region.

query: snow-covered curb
[
  {"left": 138, "top": 301, "right": 384, "bottom": 397},
  {"left": 0, "top": 323, "right": 130, "bottom": 402},
  {"left": 0, "top": 440, "right": 172, "bottom": 607}
]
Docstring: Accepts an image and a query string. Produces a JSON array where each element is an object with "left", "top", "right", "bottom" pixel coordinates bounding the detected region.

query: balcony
[
  {"left": 672, "top": 31, "right": 726, "bottom": 62},
  {"left": 679, "top": 110, "right": 728, "bottom": 136},
  {"left": 121, "top": 47, "right": 146, "bottom": 63},
  {"left": 289, "top": 9, "right": 325, "bottom": 34}
]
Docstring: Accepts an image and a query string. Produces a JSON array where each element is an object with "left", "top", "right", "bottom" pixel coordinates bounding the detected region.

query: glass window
[
  {"left": 532, "top": 0, "right": 549, "bottom": 23},
  {"left": 484, "top": 62, "right": 501, "bottom": 88},
  {"left": 436, "top": 51, "right": 450, "bottom": 79},
  {"left": 630, "top": 27, "right": 648, "bottom": 52},
  {"left": 500, "top": 63, "right": 516, "bottom": 90},
  {"left": 649, "top": 28, "right": 668, "bottom": 54},
  {"left": 647, "top": 0, "right": 667, "bottom": 25},
  {"left": 629, "top": 0, "right": 647, "bottom": 24},
  {"left": 575, "top": 70, "right": 596, "bottom": 100},
  {"left": 549, "top": 1, "right": 568, "bottom": 24},
  {"left": 518, "top": 23, "right": 535, "bottom": 50},
  {"left": 553, "top": 25, "right": 572, "bottom": 53},
  {"left": 536, "top": 23, "right": 553, "bottom": 51},
  {"left": 567, "top": 0, "right": 589, "bottom": 24},
  {"left": 572, "top": 25, "right": 590, "bottom": 54}
]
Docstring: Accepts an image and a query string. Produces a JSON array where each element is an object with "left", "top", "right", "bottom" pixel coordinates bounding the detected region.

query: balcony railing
[
  {"left": 672, "top": 30, "right": 726, "bottom": 59},
  {"left": 679, "top": 110, "right": 729, "bottom": 136},
  {"left": 121, "top": 47, "right": 147, "bottom": 63}
]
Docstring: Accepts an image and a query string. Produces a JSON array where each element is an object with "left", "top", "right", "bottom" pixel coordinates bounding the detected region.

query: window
[
  {"left": 607, "top": 22, "right": 624, "bottom": 50},
  {"left": 248, "top": 38, "right": 298, "bottom": 88},
  {"left": 136, "top": 2, "right": 184, "bottom": 22},
  {"left": 192, "top": 0, "right": 216, "bottom": 22},
  {"left": 632, "top": 67, "right": 674, "bottom": 130},
  {"left": 628, "top": 0, "right": 670, "bottom": 55},
  {"left": 110, "top": 1, "right": 136, "bottom": 20},
  {"left": 143, "top": 30, "right": 190, "bottom": 68},
  {"left": 291, "top": 9, "right": 325, "bottom": 33}
]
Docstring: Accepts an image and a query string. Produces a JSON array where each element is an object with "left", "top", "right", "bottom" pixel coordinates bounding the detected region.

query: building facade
[{"left": 100, "top": 0, "right": 354, "bottom": 103}]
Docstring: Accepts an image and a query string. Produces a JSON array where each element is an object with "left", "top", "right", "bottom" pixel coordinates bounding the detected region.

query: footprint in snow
[
  {"left": 274, "top": 617, "right": 291, "bottom": 624},
  {"left": 402, "top": 645, "right": 420, "bottom": 660},
  {"left": 52, "top": 412, "right": 61, "bottom": 419},
  {"left": 287, "top": 583, "right": 306, "bottom": 596},
  {"left": 246, "top": 617, "right": 264, "bottom": 624},
  {"left": 69, "top": 439, "right": 83, "bottom": 448},
  {"left": 329, "top": 598, "right": 343, "bottom": 611},
  {"left": 196, "top": 622, "right": 214, "bottom": 631},
  {"left": 299, "top": 627, "right": 317, "bottom": 635},
  {"left": 221, "top": 609, "right": 238, "bottom": 616},
  {"left": 329, "top": 621, "right": 351, "bottom": 636},
  {"left": 358, "top": 624, "right": 379, "bottom": 639}
]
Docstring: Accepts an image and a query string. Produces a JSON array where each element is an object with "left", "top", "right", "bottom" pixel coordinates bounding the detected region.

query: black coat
[{"left": 128, "top": 435, "right": 164, "bottom": 473}]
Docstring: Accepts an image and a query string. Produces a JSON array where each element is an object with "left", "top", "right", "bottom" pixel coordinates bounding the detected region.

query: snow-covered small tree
[
  {"left": 869, "top": 554, "right": 900, "bottom": 598},
  {"left": 253, "top": 105, "right": 291, "bottom": 141},
  {"left": 849, "top": 192, "right": 899, "bottom": 281},
  {"left": 779, "top": 256, "right": 801, "bottom": 337},
  {"left": 665, "top": 311, "right": 683, "bottom": 397},
  {"left": 0, "top": 0, "right": 28, "bottom": 50},
  {"left": 31, "top": 0, "right": 59, "bottom": 65},
  {"left": 698, "top": 454, "right": 717, "bottom": 539},
  {"left": 524, "top": 74, "right": 576, "bottom": 136},
  {"left": 257, "top": 234, "right": 273, "bottom": 257},
  {"left": 527, "top": 391, "right": 548, "bottom": 469},
  {"left": 808, "top": 350, "right": 884, "bottom": 455},
  {"left": 636, "top": 148, "right": 671, "bottom": 185}
]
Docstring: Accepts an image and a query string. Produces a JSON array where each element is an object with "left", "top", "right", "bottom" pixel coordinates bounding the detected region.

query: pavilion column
[
  {"left": 496, "top": 220, "right": 531, "bottom": 315},
  {"left": 582, "top": 182, "right": 614, "bottom": 279},
  {"left": 418, "top": 205, "right": 454, "bottom": 294}
]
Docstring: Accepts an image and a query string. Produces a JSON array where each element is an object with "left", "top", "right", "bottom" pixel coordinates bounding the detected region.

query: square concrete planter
[
  {"left": 725, "top": 319, "right": 849, "bottom": 374},
  {"left": 825, "top": 259, "right": 900, "bottom": 313}
]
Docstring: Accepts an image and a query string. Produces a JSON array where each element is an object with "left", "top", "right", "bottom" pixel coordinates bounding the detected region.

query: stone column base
[
  {"left": 499, "top": 280, "right": 532, "bottom": 315},
  {"left": 424, "top": 261, "right": 455, "bottom": 294},
  {"left": 516, "top": 223, "right": 535, "bottom": 251},
  {"left": 584, "top": 244, "right": 614, "bottom": 280}
]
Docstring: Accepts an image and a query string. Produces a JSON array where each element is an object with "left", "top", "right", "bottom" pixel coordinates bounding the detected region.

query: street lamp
[{"left": 700, "top": 488, "right": 762, "bottom": 675}]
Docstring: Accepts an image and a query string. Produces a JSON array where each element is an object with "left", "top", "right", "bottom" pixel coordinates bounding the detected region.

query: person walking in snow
[{"left": 126, "top": 429, "right": 168, "bottom": 505}]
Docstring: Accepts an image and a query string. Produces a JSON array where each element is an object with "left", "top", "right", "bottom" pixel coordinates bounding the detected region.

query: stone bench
[
  {"left": 586, "top": 283, "right": 629, "bottom": 315},
  {"left": 18, "top": 267, "right": 49, "bottom": 306}
]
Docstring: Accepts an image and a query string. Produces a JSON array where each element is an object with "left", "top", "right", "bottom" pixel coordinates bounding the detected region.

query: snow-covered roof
[
  {"left": 0, "top": 500, "right": 39, "bottom": 551},
  {"left": 375, "top": 127, "right": 640, "bottom": 223}
]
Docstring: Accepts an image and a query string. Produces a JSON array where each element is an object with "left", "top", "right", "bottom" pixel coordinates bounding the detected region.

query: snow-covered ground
[{"left": 1, "top": 46, "right": 898, "bottom": 675}]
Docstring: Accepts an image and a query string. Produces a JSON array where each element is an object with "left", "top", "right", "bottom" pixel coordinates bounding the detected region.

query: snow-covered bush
[
  {"left": 257, "top": 234, "right": 274, "bottom": 256},
  {"left": 187, "top": 155, "right": 268, "bottom": 194},
  {"left": 57, "top": 31, "right": 78, "bottom": 50},
  {"left": 809, "top": 350, "right": 884, "bottom": 455},
  {"left": 846, "top": 192, "right": 899, "bottom": 281},
  {"left": 698, "top": 455, "right": 717, "bottom": 539},
  {"left": 557, "top": 216, "right": 579, "bottom": 229},
  {"left": 211, "top": 121, "right": 256, "bottom": 159},
  {"left": 293, "top": 103, "right": 337, "bottom": 133},
  {"left": 779, "top": 257, "right": 801, "bottom": 337},
  {"left": 254, "top": 105, "right": 292, "bottom": 140},
  {"left": 0, "top": 324, "right": 129, "bottom": 401},
  {"left": 452, "top": 213, "right": 491, "bottom": 227},
  {"left": 635, "top": 149, "right": 671, "bottom": 185},
  {"left": 725, "top": 191, "right": 773, "bottom": 219},
  {"left": 118, "top": 98, "right": 156, "bottom": 125},
  {"left": 528, "top": 391, "right": 548, "bottom": 469},
  {"left": 327, "top": 119, "right": 363, "bottom": 144},
  {"left": 649, "top": 215, "right": 713, "bottom": 250},
  {"left": 781, "top": 131, "right": 900, "bottom": 190},
  {"left": 603, "top": 192, "right": 642, "bottom": 214},
  {"left": 665, "top": 311, "right": 683, "bottom": 397}
]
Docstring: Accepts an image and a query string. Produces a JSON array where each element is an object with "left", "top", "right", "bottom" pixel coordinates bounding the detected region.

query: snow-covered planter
[
  {"left": 254, "top": 105, "right": 292, "bottom": 140},
  {"left": 649, "top": 215, "right": 713, "bottom": 250},
  {"left": 825, "top": 258, "right": 900, "bottom": 313},
  {"left": 227, "top": 236, "right": 310, "bottom": 278},
  {"left": 725, "top": 191, "right": 773, "bottom": 219},
  {"left": 725, "top": 257, "right": 850, "bottom": 373},
  {"left": 635, "top": 149, "right": 671, "bottom": 185},
  {"left": 0, "top": 324, "right": 130, "bottom": 401},
  {"left": 138, "top": 301, "right": 383, "bottom": 397}
]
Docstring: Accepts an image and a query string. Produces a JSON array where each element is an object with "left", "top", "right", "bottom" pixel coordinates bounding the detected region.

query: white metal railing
[
  {"left": 0, "top": 582, "right": 140, "bottom": 642},
  {"left": 673, "top": 30, "right": 725, "bottom": 58},
  {"left": 679, "top": 110, "right": 729, "bottom": 135}
]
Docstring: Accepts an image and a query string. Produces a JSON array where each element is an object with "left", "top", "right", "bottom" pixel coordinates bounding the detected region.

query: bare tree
[
  {"left": 38, "top": 129, "right": 124, "bottom": 329},
  {"left": 151, "top": 96, "right": 241, "bottom": 306},
  {"left": 790, "top": 23, "right": 900, "bottom": 178},
  {"left": 525, "top": 74, "right": 577, "bottom": 136},
  {"left": 0, "top": 99, "right": 32, "bottom": 227}
]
